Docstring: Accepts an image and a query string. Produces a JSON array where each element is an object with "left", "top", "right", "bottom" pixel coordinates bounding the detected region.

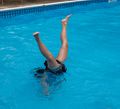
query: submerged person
[{"left": 33, "top": 15, "right": 71, "bottom": 95}]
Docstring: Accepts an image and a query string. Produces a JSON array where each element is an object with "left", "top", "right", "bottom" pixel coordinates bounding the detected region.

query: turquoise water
[{"left": 0, "top": 1, "right": 120, "bottom": 109}]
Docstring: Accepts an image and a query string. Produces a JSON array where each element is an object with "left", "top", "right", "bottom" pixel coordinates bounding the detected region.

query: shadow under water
[{"left": 32, "top": 68, "right": 66, "bottom": 96}]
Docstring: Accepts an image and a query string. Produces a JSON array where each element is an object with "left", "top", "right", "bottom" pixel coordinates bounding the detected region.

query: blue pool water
[{"left": 0, "top": 1, "right": 120, "bottom": 109}]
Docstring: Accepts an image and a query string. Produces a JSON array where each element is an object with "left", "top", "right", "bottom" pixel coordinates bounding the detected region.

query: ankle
[{"left": 62, "top": 25, "right": 67, "bottom": 28}]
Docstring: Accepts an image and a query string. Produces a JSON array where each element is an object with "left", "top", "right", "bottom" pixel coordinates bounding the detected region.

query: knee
[{"left": 62, "top": 42, "right": 68, "bottom": 49}]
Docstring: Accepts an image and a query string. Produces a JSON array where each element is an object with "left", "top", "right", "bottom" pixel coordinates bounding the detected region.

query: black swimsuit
[
  {"left": 44, "top": 60, "right": 67, "bottom": 75},
  {"left": 34, "top": 60, "right": 67, "bottom": 77}
]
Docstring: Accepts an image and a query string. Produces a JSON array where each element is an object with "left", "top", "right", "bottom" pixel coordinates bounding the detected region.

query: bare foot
[
  {"left": 62, "top": 14, "right": 72, "bottom": 26},
  {"left": 33, "top": 32, "right": 40, "bottom": 39}
]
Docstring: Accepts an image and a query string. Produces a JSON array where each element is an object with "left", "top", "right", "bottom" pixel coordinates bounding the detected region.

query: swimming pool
[{"left": 0, "top": 0, "right": 120, "bottom": 109}]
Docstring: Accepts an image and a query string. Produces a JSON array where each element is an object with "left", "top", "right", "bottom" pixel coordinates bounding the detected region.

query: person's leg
[
  {"left": 33, "top": 32, "right": 59, "bottom": 68},
  {"left": 40, "top": 73, "right": 50, "bottom": 96},
  {"left": 56, "top": 15, "right": 72, "bottom": 63}
]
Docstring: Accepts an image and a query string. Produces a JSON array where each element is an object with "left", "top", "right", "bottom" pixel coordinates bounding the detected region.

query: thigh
[
  {"left": 47, "top": 58, "right": 60, "bottom": 68},
  {"left": 56, "top": 46, "right": 68, "bottom": 63}
]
